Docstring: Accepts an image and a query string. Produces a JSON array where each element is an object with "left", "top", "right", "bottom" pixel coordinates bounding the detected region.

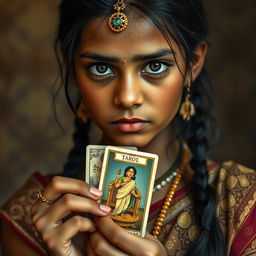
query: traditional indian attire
[
  {"left": 1, "top": 161, "right": 256, "bottom": 255},
  {"left": 112, "top": 177, "right": 136, "bottom": 216}
]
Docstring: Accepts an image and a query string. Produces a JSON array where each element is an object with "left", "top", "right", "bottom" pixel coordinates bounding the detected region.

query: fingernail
[
  {"left": 100, "top": 204, "right": 111, "bottom": 213},
  {"left": 89, "top": 187, "right": 102, "bottom": 197}
]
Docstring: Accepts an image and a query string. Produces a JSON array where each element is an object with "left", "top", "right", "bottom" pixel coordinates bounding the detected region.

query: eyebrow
[
  {"left": 132, "top": 49, "right": 175, "bottom": 61},
  {"left": 80, "top": 49, "right": 175, "bottom": 63},
  {"left": 80, "top": 52, "right": 119, "bottom": 62}
]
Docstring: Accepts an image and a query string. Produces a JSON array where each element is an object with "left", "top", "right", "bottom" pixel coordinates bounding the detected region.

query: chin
[{"left": 107, "top": 133, "right": 153, "bottom": 149}]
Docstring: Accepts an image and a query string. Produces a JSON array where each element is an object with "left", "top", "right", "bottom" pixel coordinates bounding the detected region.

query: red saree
[
  {"left": 0, "top": 172, "right": 48, "bottom": 256},
  {"left": 147, "top": 160, "right": 256, "bottom": 255},
  {"left": 1, "top": 161, "right": 256, "bottom": 255}
]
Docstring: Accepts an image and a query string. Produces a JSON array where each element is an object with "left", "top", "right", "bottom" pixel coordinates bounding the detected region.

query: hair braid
[
  {"left": 62, "top": 118, "right": 90, "bottom": 178},
  {"left": 56, "top": 1, "right": 227, "bottom": 254},
  {"left": 185, "top": 78, "right": 226, "bottom": 256}
]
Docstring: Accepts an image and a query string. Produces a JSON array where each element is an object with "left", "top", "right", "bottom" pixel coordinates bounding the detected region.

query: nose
[{"left": 113, "top": 74, "right": 144, "bottom": 109}]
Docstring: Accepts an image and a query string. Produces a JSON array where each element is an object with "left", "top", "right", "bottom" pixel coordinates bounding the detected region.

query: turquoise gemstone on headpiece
[{"left": 113, "top": 18, "right": 121, "bottom": 26}]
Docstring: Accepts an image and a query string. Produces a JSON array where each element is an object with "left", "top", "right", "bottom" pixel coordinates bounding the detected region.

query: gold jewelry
[
  {"left": 37, "top": 191, "right": 53, "bottom": 204},
  {"left": 153, "top": 144, "right": 183, "bottom": 192},
  {"left": 152, "top": 145, "right": 190, "bottom": 239},
  {"left": 77, "top": 101, "right": 89, "bottom": 123},
  {"left": 153, "top": 171, "right": 177, "bottom": 192},
  {"left": 179, "top": 84, "right": 195, "bottom": 121},
  {"left": 108, "top": 0, "right": 128, "bottom": 32}
]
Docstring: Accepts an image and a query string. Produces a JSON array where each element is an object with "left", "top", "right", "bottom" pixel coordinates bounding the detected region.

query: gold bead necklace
[{"left": 152, "top": 145, "right": 190, "bottom": 239}]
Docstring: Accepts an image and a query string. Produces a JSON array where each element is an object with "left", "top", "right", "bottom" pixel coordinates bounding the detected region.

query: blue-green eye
[
  {"left": 89, "top": 63, "right": 113, "bottom": 76},
  {"left": 142, "top": 61, "right": 170, "bottom": 74}
]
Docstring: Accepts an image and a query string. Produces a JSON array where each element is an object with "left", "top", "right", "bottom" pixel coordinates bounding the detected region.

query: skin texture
[
  {"left": 75, "top": 16, "right": 185, "bottom": 149},
  {"left": 1, "top": 13, "right": 207, "bottom": 256},
  {"left": 75, "top": 13, "right": 207, "bottom": 181}
]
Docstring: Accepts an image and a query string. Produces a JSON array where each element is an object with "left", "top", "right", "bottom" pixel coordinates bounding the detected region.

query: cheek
[
  {"left": 84, "top": 92, "right": 107, "bottom": 120},
  {"left": 162, "top": 86, "right": 182, "bottom": 108},
  {"left": 80, "top": 86, "right": 98, "bottom": 105},
  {"left": 78, "top": 80, "right": 109, "bottom": 118},
  {"left": 156, "top": 77, "right": 183, "bottom": 113}
]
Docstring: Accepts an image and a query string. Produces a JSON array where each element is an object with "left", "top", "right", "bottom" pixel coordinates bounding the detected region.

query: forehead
[{"left": 77, "top": 14, "right": 171, "bottom": 56}]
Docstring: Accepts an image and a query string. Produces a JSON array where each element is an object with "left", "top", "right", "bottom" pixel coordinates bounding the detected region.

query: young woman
[
  {"left": 112, "top": 166, "right": 139, "bottom": 216},
  {"left": 1, "top": 0, "right": 256, "bottom": 255}
]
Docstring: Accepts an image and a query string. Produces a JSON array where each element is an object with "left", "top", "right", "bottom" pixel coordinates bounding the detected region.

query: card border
[
  {"left": 99, "top": 146, "right": 158, "bottom": 237},
  {"left": 85, "top": 145, "right": 107, "bottom": 185},
  {"left": 85, "top": 145, "right": 138, "bottom": 186}
]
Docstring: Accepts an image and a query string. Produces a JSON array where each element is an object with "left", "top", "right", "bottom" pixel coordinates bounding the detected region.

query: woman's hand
[
  {"left": 117, "top": 169, "right": 122, "bottom": 176},
  {"left": 86, "top": 216, "right": 167, "bottom": 256},
  {"left": 131, "top": 190, "right": 142, "bottom": 199},
  {"left": 31, "top": 176, "right": 111, "bottom": 256}
]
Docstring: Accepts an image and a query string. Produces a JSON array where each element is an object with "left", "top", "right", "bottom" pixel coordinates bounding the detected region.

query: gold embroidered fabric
[
  {"left": 0, "top": 173, "right": 48, "bottom": 255},
  {"left": 1, "top": 161, "right": 256, "bottom": 256},
  {"left": 148, "top": 161, "right": 256, "bottom": 256},
  {"left": 243, "top": 238, "right": 256, "bottom": 255}
]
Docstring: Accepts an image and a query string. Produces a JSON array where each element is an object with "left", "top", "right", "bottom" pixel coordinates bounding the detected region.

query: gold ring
[{"left": 37, "top": 191, "right": 53, "bottom": 204}]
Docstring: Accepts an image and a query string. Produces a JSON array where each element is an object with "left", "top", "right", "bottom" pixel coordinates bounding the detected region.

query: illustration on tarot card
[{"left": 99, "top": 146, "right": 158, "bottom": 236}]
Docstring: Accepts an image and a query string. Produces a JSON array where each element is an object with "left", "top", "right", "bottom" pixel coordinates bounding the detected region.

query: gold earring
[
  {"left": 179, "top": 84, "right": 195, "bottom": 121},
  {"left": 77, "top": 101, "right": 89, "bottom": 123}
]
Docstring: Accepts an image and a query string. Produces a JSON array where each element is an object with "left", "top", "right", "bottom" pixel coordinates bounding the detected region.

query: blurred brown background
[{"left": 0, "top": 0, "right": 255, "bottom": 206}]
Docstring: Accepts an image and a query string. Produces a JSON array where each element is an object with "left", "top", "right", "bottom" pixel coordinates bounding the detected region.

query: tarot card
[
  {"left": 86, "top": 145, "right": 137, "bottom": 188},
  {"left": 98, "top": 146, "right": 158, "bottom": 237}
]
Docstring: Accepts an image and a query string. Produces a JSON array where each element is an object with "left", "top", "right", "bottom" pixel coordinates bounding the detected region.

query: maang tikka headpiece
[{"left": 108, "top": 0, "right": 128, "bottom": 32}]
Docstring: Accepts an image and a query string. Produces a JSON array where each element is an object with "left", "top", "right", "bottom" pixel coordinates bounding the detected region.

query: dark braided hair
[
  {"left": 62, "top": 118, "right": 91, "bottom": 178},
  {"left": 55, "top": 0, "right": 226, "bottom": 254},
  {"left": 185, "top": 70, "right": 226, "bottom": 255}
]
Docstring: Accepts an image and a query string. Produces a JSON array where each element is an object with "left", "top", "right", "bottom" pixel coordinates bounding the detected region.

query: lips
[{"left": 112, "top": 118, "right": 149, "bottom": 132}]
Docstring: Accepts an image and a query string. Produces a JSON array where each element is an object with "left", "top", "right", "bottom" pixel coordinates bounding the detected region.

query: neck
[
  {"left": 100, "top": 124, "right": 180, "bottom": 180},
  {"left": 138, "top": 126, "right": 180, "bottom": 179}
]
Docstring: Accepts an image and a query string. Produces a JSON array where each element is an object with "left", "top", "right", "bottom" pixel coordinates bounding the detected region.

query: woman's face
[
  {"left": 75, "top": 15, "right": 185, "bottom": 148},
  {"left": 126, "top": 168, "right": 135, "bottom": 178}
]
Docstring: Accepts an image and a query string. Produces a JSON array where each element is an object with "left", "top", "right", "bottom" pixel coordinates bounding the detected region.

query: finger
[
  {"left": 34, "top": 194, "right": 111, "bottom": 232},
  {"left": 42, "top": 216, "right": 95, "bottom": 250},
  {"left": 145, "top": 232, "right": 164, "bottom": 247},
  {"left": 32, "top": 176, "right": 103, "bottom": 217},
  {"left": 96, "top": 217, "right": 164, "bottom": 255},
  {"left": 145, "top": 233, "right": 167, "bottom": 255},
  {"left": 34, "top": 176, "right": 102, "bottom": 209},
  {"left": 96, "top": 216, "right": 153, "bottom": 254},
  {"left": 89, "top": 231, "right": 129, "bottom": 256},
  {"left": 86, "top": 242, "right": 97, "bottom": 256}
]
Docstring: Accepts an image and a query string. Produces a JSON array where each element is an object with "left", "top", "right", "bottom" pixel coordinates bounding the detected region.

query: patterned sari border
[
  {"left": 149, "top": 181, "right": 191, "bottom": 215},
  {"left": 149, "top": 161, "right": 220, "bottom": 216},
  {"left": 241, "top": 233, "right": 256, "bottom": 256},
  {"left": 241, "top": 237, "right": 256, "bottom": 256},
  {"left": 0, "top": 210, "right": 47, "bottom": 256},
  {"left": 165, "top": 162, "right": 220, "bottom": 224},
  {"left": 242, "top": 250, "right": 256, "bottom": 256},
  {"left": 230, "top": 188, "right": 256, "bottom": 256},
  {"left": 149, "top": 161, "right": 220, "bottom": 228}
]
